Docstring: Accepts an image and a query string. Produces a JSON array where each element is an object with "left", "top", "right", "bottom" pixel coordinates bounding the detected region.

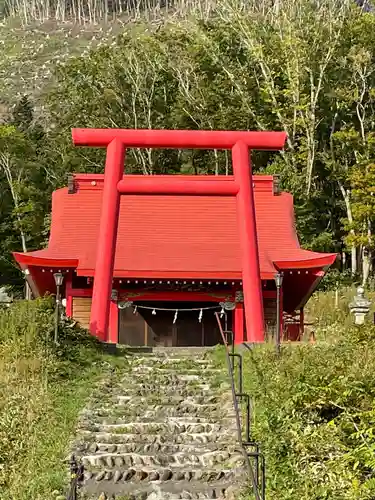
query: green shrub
[
  {"left": 221, "top": 324, "right": 375, "bottom": 499},
  {"left": 319, "top": 268, "right": 357, "bottom": 292},
  {"left": 0, "top": 298, "right": 120, "bottom": 499}
]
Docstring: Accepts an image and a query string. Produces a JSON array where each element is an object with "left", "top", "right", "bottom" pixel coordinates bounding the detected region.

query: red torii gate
[{"left": 72, "top": 128, "right": 287, "bottom": 344}]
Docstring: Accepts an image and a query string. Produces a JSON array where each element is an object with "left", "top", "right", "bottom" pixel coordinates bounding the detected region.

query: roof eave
[
  {"left": 274, "top": 253, "right": 337, "bottom": 270},
  {"left": 13, "top": 252, "right": 79, "bottom": 268}
]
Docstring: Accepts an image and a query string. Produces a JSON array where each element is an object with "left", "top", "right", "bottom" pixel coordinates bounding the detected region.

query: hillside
[
  {"left": 0, "top": 19, "right": 123, "bottom": 114},
  {"left": 0, "top": 0, "right": 213, "bottom": 114}
]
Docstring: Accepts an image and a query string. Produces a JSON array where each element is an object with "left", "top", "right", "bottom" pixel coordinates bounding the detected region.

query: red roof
[{"left": 14, "top": 174, "right": 336, "bottom": 282}]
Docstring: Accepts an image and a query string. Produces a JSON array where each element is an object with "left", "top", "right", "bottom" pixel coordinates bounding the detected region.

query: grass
[
  {"left": 2, "top": 287, "right": 375, "bottom": 499},
  {"left": 213, "top": 287, "right": 375, "bottom": 499},
  {"left": 306, "top": 286, "right": 375, "bottom": 330},
  {"left": 0, "top": 297, "right": 127, "bottom": 500}
]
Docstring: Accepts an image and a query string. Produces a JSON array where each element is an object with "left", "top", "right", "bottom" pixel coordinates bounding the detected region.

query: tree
[
  {"left": 25, "top": 0, "right": 375, "bottom": 282},
  {"left": 0, "top": 98, "right": 49, "bottom": 294},
  {"left": 345, "top": 157, "right": 375, "bottom": 285}
]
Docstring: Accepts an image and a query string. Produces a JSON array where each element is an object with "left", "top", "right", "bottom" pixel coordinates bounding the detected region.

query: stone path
[{"left": 71, "top": 348, "right": 247, "bottom": 499}]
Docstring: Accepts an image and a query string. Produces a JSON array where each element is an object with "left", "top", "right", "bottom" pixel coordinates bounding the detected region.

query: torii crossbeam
[{"left": 72, "top": 128, "right": 287, "bottom": 344}]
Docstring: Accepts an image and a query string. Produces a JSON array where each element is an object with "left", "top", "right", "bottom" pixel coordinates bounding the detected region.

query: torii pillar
[{"left": 72, "top": 128, "right": 287, "bottom": 344}]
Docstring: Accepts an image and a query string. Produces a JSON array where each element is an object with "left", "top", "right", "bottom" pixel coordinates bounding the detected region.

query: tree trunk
[
  {"left": 362, "top": 219, "right": 373, "bottom": 286},
  {"left": 338, "top": 181, "right": 357, "bottom": 275},
  {"left": 362, "top": 248, "right": 372, "bottom": 286},
  {"left": 25, "top": 282, "right": 32, "bottom": 300},
  {"left": 352, "top": 246, "right": 358, "bottom": 277}
]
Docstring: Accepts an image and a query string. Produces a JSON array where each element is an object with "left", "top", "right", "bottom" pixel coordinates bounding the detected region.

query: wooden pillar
[
  {"left": 172, "top": 324, "right": 178, "bottom": 347},
  {"left": 299, "top": 307, "right": 304, "bottom": 340},
  {"left": 234, "top": 302, "right": 245, "bottom": 344},
  {"left": 144, "top": 321, "right": 148, "bottom": 346},
  {"left": 108, "top": 299, "right": 119, "bottom": 344},
  {"left": 65, "top": 273, "right": 73, "bottom": 317},
  {"left": 232, "top": 141, "right": 265, "bottom": 342},
  {"left": 90, "top": 139, "right": 125, "bottom": 341}
]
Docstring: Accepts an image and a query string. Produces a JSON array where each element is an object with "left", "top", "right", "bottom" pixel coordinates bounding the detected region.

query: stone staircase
[{"left": 71, "top": 347, "right": 248, "bottom": 499}]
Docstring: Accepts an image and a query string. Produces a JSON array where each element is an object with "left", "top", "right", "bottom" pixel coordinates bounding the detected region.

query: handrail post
[
  {"left": 67, "top": 455, "right": 84, "bottom": 500},
  {"left": 261, "top": 454, "right": 266, "bottom": 499},
  {"left": 229, "top": 353, "right": 243, "bottom": 394}
]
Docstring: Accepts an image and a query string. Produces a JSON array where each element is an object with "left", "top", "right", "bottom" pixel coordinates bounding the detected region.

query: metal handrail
[
  {"left": 66, "top": 455, "right": 84, "bottom": 500},
  {"left": 215, "top": 312, "right": 264, "bottom": 500}
]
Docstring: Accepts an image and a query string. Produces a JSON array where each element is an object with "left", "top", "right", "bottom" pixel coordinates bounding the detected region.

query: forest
[{"left": 1, "top": 0, "right": 375, "bottom": 292}]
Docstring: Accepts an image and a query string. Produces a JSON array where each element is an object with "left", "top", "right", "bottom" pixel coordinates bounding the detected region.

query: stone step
[
  {"left": 132, "top": 357, "right": 214, "bottom": 364},
  {"left": 146, "top": 347, "right": 215, "bottom": 355},
  {"left": 130, "top": 358, "right": 215, "bottom": 367},
  {"left": 84, "top": 465, "right": 242, "bottom": 481},
  {"left": 70, "top": 349, "right": 246, "bottom": 500},
  {"left": 84, "top": 397, "right": 224, "bottom": 412},
  {"left": 79, "top": 406, "right": 233, "bottom": 422},
  {"left": 81, "top": 477, "right": 242, "bottom": 499},
  {"left": 125, "top": 374, "right": 221, "bottom": 384},
  {"left": 125, "top": 374, "right": 219, "bottom": 384},
  {"left": 82, "top": 404, "right": 222, "bottom": 415},
  {"left": 82, "top": 494, "right": 232, "bottom": 500},
  {"left": 76, "top": 441, "right": 238, "bottom": 456},
  {"left": 97, "top": 381, "right": 218, "bottom": 392},
  {"left": 113, "top": 385, "right": 216, "bottom": 395},
  {"left": 81, "top": 493, "right": 239, "bottom": 500},
  {"left": 112, "top": 388, "right": 214, "bottom": 398},
  {"left": 111, "top": 395, "right": 221, "bottom": 405},
  {"left": 76, "top": 431, "right": 235, "bottom": 446},
  {"left": 80, "top": 449, "right": 244, "bottom": 469},
  {"left": 79, "top": 420, "right": 235, "bottom": 435},
  {"left": 85, "top": 396, "right": 227, "bottom": 408},
  {"left": 92, "top": 385, "right": 216, "bottom": 396},
  {"left": 131, "top": 367, "right": 220, "bottom": 374}
]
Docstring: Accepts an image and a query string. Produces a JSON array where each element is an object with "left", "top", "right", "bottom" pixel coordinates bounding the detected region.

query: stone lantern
[{"left": 349, "top": 287, "right": 371, "bottom": 325}]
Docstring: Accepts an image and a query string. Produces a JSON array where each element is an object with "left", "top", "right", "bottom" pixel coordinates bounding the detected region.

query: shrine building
[{"left": 13, "top": 172, "right": 336, "bottom": 346}]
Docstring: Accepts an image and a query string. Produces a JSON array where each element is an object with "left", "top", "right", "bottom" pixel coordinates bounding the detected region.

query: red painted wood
[
  {"left": 234, "top": 302, "right": 244, "bottom": 344},
  {"left": 74, "top": 128, "right": 286, "bottom": 343},
  {"left": 285, "top": 323, "right": 300, "bottom": 341},
  {"left": 119, "top": 291, "right": 234, "bottom": 302},
  {"left": 69, "top": 288, "right": 93, "bottom": 297},
  {"left": 274, "top": 256, "right": 337, "bottom": 269},
  {"left": 65, "top": 274, "right": 73, "bottom": 317},
  {"left": 108, "top": 300, "right": 119, "bottom": 344},
  {"left": 232, "top": 141, "right": 264, "bottom": 343},
  {"left": 263, "top": 291, "right": 277, "bottom": 299},
  {"left": 78, "top": 269, "right": 269, "bottom": 280},
  {"left": 67, "top": 288, "right": 273, "bottom": 302},
  {"left": 117, "top": 178, "right": 239, "bottom": 196},
  {"left": 90, "top": 139, "right": 125, "bottom": 341},
  {"left": 12, "top": 252, "right": 78, "bottom": 268},
  {"left": 72, "top": 128, "right": 287, "bottom": 150}
]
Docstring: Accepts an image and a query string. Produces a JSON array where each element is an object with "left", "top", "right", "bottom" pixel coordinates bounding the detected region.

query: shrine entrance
[
  {"left": 72, "top": 127, "right": 287, "bottom": 344},
  {"left": 118, "top": 302, "right": 230, "bottom": 347}
]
